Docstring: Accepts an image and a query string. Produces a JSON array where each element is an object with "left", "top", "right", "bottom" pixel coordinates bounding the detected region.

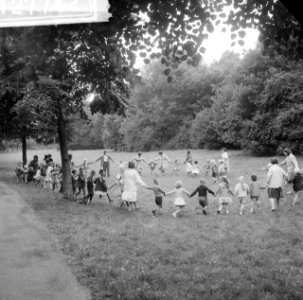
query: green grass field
[{"left": 1, "top": 149, "right": 303, "bottom": 300}]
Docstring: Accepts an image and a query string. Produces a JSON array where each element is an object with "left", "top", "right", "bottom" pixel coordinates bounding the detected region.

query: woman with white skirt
[{"left": 122, "top": 161, "right": 148, "bottom": 210}]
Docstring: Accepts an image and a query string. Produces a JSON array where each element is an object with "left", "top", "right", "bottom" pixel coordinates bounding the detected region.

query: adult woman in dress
[{"left": 122, "top": 161, "right": 149, "bottom": 210}]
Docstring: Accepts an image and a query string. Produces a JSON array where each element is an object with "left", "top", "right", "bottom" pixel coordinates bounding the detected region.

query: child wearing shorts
[
  {"left": 148, "top": 178, "right": 166, "bottom": 216},
  {"left": 249, "top": 174, "right": 261, "bottom": 213},
  {"left": 234, "top": 176, "right": 250, "bottom": 215},
  {"left": 189, "top": 178, "right": 215, "bottom": 215},
  {"left": 166, "top": 181, "right": 190, "bottom": 218},
  {"left": 94, "top": 170, "right": 113, "bottom": 202}
]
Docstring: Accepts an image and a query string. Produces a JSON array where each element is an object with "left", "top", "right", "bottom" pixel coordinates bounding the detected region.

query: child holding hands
[
  {"left": 189, "top": 178, "right": 215, "bottom": 215},
  {"left": 166, "top": 181, "right": 190, "bottom": 218},
  {"left": 147, "top": 178, "right": 166, "bottom": 216},
  {"left": 234, "top": 176, "right": 250, "bottom": 215}
]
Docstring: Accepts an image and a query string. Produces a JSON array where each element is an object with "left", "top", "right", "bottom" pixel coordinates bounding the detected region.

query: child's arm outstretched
[{"left": 165, "top": 189, "right": 175, "bottom": 196}]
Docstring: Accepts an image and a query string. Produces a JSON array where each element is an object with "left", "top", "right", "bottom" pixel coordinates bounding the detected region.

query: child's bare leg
[
  {"left": 251, "top": 200, "right": 254, "bottom": 213},
  {"left": 293, "top": 192, "right": 299, "bottom": 205},
  {"left": 217, "top": 204, "right": 223, "bottom": 214},
  {"left": 225, "top": 203, "right": 229, "bottom": 214},
  {"left": 239, "top": 198, "right": 244, "bottom": 215},
  {"left": 173, "top": 207, "right": 182, "bottom": 217},
  {"left": 269, "top": 198, "right": 275, "bottom": 211}
]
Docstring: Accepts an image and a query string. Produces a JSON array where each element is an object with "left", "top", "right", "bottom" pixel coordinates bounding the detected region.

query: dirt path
[{"left": 0, "top": 181, "right": 91, "bottom": 300}]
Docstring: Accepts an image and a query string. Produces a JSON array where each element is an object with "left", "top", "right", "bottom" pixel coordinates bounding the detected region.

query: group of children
[{"left": 148, "top": 174, "right": 262, "bottom": 218}]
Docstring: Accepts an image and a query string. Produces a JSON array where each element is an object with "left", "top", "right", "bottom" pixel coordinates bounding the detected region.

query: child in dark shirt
[
  {"left": 76, "top": 168, "right": 86, "bottom": 198},
  {"left": 94, "top": 170, "right": 113, "bottom": 202},
  {"left": 71, "top": 169, "right": 77, "bottom": 195},
  {"left": 83, "top": 170, "right": 96, "bottom": 205},
  {"left": 147, "top": 178, "right": 166, "bottom": 216},
  {"left": 189, "top": 178, "right": 215, "bottom": 215},
  {"left": 286, "top": 169, "right": 303, "bottom": 205}
]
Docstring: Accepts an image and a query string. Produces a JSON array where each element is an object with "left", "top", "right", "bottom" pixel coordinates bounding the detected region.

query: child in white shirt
[{"left": 234, "top": 176, "right": 250, "bottom": 215}]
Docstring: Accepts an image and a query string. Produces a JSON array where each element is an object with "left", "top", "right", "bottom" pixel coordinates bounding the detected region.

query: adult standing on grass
[
  {"left": 279, "top": 148, "right": 299, "bottom": 194},
  {"left": 266, "top": 158, "right": 287, "bottom": 212},
  {"left": 122, "top": 161, "right": 148, "bottom": 211},
  {"left": 95, "top": 150, "right": 115, "bottom": 177}
]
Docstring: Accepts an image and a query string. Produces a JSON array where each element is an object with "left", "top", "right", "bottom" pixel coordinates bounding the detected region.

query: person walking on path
[
  {"left": 266, "top": 158, "right": 287, "bottom": 212},
  {"left": 121, "top": 161, "right": 149, "bottom": 211},
  {"left": 95, "top": 150, "right": 115, "bottom": 177}
]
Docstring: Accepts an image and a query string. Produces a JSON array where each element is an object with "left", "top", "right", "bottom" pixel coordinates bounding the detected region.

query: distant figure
[
  {"left": 132, "top": 152, "right": 147, "bottom": 175},
  {"left": 266, "top": 158, "right": 287, "bottom": 212},
  {"left": 191, "top": 160, "right": 201, "bottom": 177},
  {"left": 95, "top": 150, "right": 115, "bottom": 177},
  {"left": 154, "top": 151, "right": 172, "bottom": 174},
  {"left": 234, "top": 176, "right": 250, "bottom": 215},
  {"left": 15, "top": 162, "right": 26, "bottom": 183},
  {"left": 221, "top": 148, "right": 229, "bottom": 173},
  {"left": 184, "top": 150, "right": 193, "bottom": 165}
]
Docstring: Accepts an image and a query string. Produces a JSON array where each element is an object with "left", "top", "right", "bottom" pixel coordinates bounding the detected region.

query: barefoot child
[
  {"left": 234, "top": 176, "right": 250, "bottom": 215},
  {"left": 108, "top": 174, "right": 128, "bottom": 207},
  {"left": 215, "top": 176, "right": 233, "bottom": 214},
  {"left": 189, "top": 178, "right": 215, "bottom": 215},
  {"left": 210, "top": 159, "right": 219, "bottom": 183},
  {"left": 166, "top": 181, "right": 190, "bottom": 218},
  {"left": 147, "top": 178, "right": 166, "bottom": 216},
  {"left": 249, "top": 174, "right": 262, "bottom": 213}
]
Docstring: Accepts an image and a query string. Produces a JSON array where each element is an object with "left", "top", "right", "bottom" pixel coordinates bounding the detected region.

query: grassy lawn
[{"left": 1, "top": 149, "right": 303, "bottom": 299}]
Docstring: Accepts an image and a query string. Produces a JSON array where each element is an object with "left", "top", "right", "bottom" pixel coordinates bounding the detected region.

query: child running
[
  {"left": 94, "top": 170, "right": 113, "bottom": 202},
  {"left": 166, "top": 181, "right": 190, "bottom": 218},
  {"left": 147, "top": 178, "right": 166, "bottom": 216},
  {"left": 249, "top": 174, "right": 262, "bottom": 213},
  {"left": 234, "top": 176, "right": 250, "bottom": 215},
  {"left": 189, "top": 178, "right": 215, "bottom": 215},
  {"left": 215, "top": 176, "right": 233, "bottom": 214}
]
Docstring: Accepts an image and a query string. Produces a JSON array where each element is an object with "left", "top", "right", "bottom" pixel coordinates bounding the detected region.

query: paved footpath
[{"left": 0, "top": 181, "right": 91, "bottom": 300}]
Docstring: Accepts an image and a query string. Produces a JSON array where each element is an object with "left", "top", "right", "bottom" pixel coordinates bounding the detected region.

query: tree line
[{"left": 75, "top": 48, "right": 303, "bottom": 156}]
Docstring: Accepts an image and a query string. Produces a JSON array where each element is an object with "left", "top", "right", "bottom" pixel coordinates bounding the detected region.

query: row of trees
[{"left": 78, "top": 48, "right": 303, "bottom": 155}]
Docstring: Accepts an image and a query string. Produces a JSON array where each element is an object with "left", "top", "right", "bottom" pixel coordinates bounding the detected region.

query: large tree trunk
[
  {"left": 57, "top": 109, "right": 73, "bottom": 199},
  {"left": 21, "top": 136, "right": 27, "bottom": 166}
]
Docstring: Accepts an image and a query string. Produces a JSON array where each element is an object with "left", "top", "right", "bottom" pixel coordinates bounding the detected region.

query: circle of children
[{"left": 14, "top": 148, "right": 303, "bottom": 218}]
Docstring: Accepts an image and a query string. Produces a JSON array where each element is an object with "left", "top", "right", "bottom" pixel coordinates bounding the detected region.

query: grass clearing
[{"left": 1, "top": 149, "right": 303, "bottom": 299}]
